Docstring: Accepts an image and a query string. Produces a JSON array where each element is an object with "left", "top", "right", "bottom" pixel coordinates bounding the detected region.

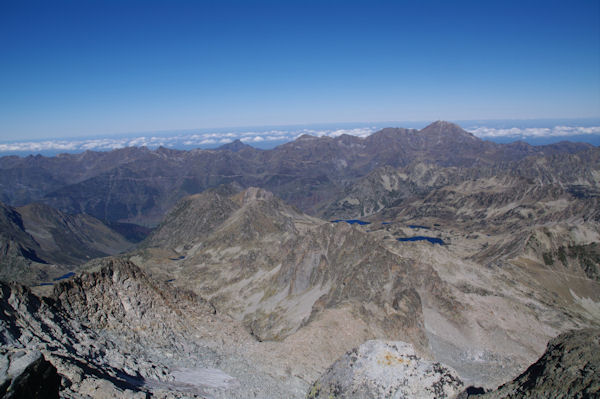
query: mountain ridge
[{"left": 1, "top": 121, "right": 593, "bottom": 226}]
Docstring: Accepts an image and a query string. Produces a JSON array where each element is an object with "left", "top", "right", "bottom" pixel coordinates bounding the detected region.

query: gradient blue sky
[{"left": 1, "top": 0, "right": 599, "bottom": 140}]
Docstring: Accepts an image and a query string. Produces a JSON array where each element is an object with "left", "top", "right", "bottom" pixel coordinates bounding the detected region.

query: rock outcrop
[
  {"left": 0, "top": 348, "right": 60, "bottom": 399},
  {"left": 463, "top": 328, "right": 600, "bottom": 399},
  {"left": 307, "top": 340, "right": 464, "bottom": 399},
  {"left": 0, "top": 258, "right": 312, "bottom": 398}
]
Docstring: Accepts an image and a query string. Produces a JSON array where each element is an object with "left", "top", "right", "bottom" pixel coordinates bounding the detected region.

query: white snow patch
[{"left": 171, "top": 367, "right": 237, "bottom": 389}]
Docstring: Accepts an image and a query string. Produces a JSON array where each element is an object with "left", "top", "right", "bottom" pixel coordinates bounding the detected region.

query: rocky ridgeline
[
  {"left": 1, "top": 121, "right": 592, "bottom": 226},
  {"left": 307, "top": 340, "right": 464, "bottom": 399},
  {"left": 0, "top": 258, "right": 310, "bottom": 398},
  {"left": 139, "top": 187, "right": 457, "bottom": 352},
  {"left": 0, "top": 256, "right": 598, "bottom": 398},
  {"left": 462, "top": 328, "right": 600, "bottom": 399}
]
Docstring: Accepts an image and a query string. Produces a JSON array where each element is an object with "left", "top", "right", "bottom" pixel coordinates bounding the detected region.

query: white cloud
[
  {"left": 3, "top": 124, "right": 597, "bottom": 155},
  {"left": 469, "top": 125, "right": 600, "bottom": 138}
]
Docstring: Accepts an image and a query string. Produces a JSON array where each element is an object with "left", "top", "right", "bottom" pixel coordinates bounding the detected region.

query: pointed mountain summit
[{"left": 419, "top": 120, "right": 479, "bottom": 142}]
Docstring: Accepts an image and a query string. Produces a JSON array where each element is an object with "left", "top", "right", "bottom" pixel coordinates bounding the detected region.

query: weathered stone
[
  {"left": 307, "top": 340, "right": 464, "bottom": 399},
  {"left": 0, "top": 348, "right": 60, "bottom": 399},
  {"left": 462, "top": 328, "right": 600, "bottom": 399}
]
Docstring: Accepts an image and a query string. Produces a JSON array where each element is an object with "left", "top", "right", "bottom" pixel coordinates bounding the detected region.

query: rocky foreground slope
[
  {"left": 307, "top": 340, "right": 464, "bottom": 399},
  {"left": 1, "top": 256, "right": 597, "bottom": 399},
  {"left": 0, "top": 258, "right": 318, "bottom": 398}
]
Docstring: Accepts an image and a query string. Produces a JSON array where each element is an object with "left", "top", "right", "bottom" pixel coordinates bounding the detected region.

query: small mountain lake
[
  {"left": 408, "top": 224, "right": 430, "bottom": 229},
  {"left": 53, "top": 272, "right": 76, "bottom": 281},
  {"left": 331, "top": 219, "right": 371, "bottom": 225},
  {"left": 397, "top": 236, "right": 445, "bottom": 245}
]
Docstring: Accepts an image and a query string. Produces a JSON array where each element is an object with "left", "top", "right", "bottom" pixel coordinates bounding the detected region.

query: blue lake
[
  {"left": 397, "top": 236, "right": 445, "bottom": 245},
  {"left": 53, "top": 272, "right": 76, "bottom": 281},
  {"left": 408, "top": 224, "right": 430, "bottom": 229},
  {"left": 331, "top": 219, "right": 371, "bottom": 225}
]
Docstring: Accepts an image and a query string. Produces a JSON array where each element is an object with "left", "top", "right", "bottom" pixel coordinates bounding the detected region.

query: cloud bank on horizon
[
  {"left": 469, "top": 125, "right": 600, "bottom": 138},
  {"left": 0, "top": 126, "right": 378, "bottom": 154},
  {"left": 1, "top": 123, "right": 599, "bottom": 155}
]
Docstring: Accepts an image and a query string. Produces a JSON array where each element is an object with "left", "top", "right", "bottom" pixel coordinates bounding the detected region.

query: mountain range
[
  {"left": 0, "top": 121, "right": 593, "bottom": 226},
  {"left": 0, "top": 121, "right": 598, "bottom": 398}
]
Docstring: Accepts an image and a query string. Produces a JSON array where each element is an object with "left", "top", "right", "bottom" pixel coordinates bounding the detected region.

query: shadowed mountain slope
[
  {"left": 0, "top": 202, "right": 133, "bottom": 284},
  {"left": 463, "top": 328, "right": 600, "bottom": 399}
]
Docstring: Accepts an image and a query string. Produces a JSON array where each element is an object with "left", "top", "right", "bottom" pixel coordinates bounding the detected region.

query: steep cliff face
[{"left": 0, "top": 348, "right": 60, "bottom": 399}]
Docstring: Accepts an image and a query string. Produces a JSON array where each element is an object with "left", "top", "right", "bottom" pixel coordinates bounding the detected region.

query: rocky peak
[
  {"left": 420, "top": 120, "right": 478, "bottom": 141},
  {"left": 242, "top": 187, "right": 274, "bottom": 204},
  {"left": 53, "top": 258, "right": 214, "bottom": 332}
]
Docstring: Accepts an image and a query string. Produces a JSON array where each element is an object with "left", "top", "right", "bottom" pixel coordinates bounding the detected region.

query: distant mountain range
[{"left": 0, "top": 121, "right": 594, "bottom": 227}]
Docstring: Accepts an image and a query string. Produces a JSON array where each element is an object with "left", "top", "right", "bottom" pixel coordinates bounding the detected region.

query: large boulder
[{"left": 307, "top": 340, "right": 463, "bottom": 399}]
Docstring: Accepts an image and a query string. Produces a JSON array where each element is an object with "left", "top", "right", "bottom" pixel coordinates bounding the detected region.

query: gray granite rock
[
  {"left": 461, "top": 328, "right": 600, "bottom": 399},
  {"left": 307, "top": 340, "right": 464, "bottom": 399},
  {"left": 0, "top": 348, "right": 60, "bottom": 399}
]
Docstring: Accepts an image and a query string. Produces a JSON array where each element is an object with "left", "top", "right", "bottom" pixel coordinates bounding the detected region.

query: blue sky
[{"left": 1, "top": 0, "right": 599, "bottom": 140}]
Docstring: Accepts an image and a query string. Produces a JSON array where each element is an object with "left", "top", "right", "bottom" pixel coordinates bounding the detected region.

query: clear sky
[{"left": 1, "top": 0, "right": 599, "bottom": 140}]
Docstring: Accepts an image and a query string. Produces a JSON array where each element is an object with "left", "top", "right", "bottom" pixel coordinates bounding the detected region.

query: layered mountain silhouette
[{"left": 0, "top": 121, "right": 592, "bottom": 226}]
